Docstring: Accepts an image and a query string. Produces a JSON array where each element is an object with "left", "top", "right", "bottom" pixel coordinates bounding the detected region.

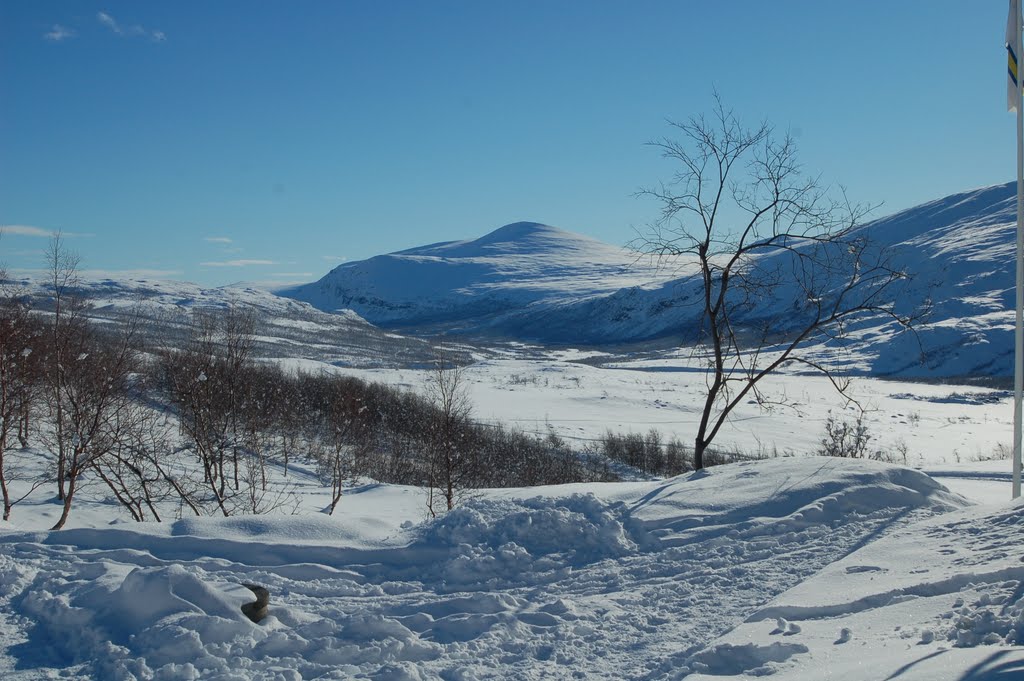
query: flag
[{"left": 1010, "top": 0, "right": 1021, "bottom": 111}]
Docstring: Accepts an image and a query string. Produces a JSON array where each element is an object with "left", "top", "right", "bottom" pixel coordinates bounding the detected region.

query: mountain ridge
[
  {"left": 6, "top": 183, "right": 1017, "bottom": 379},
  {"left": 281, "top": 182, "right": 1019, "bottom": 378}
]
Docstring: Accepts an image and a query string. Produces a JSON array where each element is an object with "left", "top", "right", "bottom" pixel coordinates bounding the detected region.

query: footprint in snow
[{"left": 845, "top": 565, "right": 884, "bottom": 574}]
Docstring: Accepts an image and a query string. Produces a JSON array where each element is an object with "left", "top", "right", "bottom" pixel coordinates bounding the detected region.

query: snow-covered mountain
[
  {"left": 10, "top": 183, "right": 1017, "bottom": 378},
  {"left": 279, "top": 221, "right": 677, "bottom": 330},
  {"left": 2, "top": 275, "right": 437, "bottom": 368},
  {"left": 284, "top": 183, "right": 1020, "bottom": 378},
  {"left": 513, "top": 183, "right": 1018, "bottom": 377}
]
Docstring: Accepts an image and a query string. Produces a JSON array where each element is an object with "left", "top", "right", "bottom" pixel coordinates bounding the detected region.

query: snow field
[
  {"left": 0, "top": 324, "right": 1020, "bottom": 678},
  {"left": 321, "top": 356, "right": 1015, "bottom": 486},
  {"left": 0, "top": 459, "right": 977, "bottom": 680}
]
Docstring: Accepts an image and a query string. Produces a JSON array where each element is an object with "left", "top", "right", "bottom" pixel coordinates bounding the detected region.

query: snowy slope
[
  {"left": 280, "top": 222, "right": 674, "bottom": 329},
  {"left": 504, "top": 183, "right": 1019, "bottom": 377},
  {"left": 7, "top": 457, "right": 1017, "bottom": 681},
  {"left": 283, "top": 184, "right": 1018, "bottom": 377},
  {"left": 3, "top": 275, "right": 436, "bottom": 368},
  {"left": 5, "top": 274, "right": 355, "bottom": 320},
  {"left": 691, "top": 496, "right": 1024, "bottom": 680}
]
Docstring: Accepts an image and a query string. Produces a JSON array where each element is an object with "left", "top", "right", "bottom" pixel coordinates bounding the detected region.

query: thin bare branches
[{"left": 638, "top": 99, "right": 916, "bottom": 469}]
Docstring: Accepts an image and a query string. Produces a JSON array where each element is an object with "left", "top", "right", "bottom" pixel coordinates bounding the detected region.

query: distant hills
[
  {"left": 0, "top": 277, "right": 435, "bottom": 368},
  {"left": 5, "top": 183, "right": 1018, "bottom": 379},
  {"left": 282, "top": 183, "right": 1018, "bottom": 378}
]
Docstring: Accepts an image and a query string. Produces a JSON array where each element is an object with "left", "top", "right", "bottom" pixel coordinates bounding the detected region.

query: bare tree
[
  {"left": 91, "top": 401, "right": 183, "bottom": 522},
  {"left": 160, "top": 307, "right": 257, "bottom": 516},
  {"left": 222, "top": 307, "right": 256, "bottom": 491},
  {"left": 425, "top": 348, "right": 475, "bottom": 516},
  {"left": 315, "top": 375, "right": 367, "bottom": 515},
  {"left": 43, "top": 233, "right": 85, "bottom": 500},
  {"left": 0, "top": 271, "right": 46, "bottom": 520},
  {"left": 45, "top": 313, "right": 143, "bottom": 530},
  {"left": 637, "top": 96, "right": 916, "bottom": 469}
]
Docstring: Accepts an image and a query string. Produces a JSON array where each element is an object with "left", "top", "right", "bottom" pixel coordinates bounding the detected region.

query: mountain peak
[
  {"left": 281, "top": 219, "right": 664, "bottom": 326},
  {"left": 469, "top": 222, "right": 572, "bottom": 248}
]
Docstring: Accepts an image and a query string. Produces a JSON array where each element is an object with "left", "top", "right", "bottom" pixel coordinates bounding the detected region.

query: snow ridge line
[
  {"left": 747, "top": 565, "right": 1024, "bottom": 624},
  {"left": 0, "top": 528, "right": 446, "bottom": 578}
]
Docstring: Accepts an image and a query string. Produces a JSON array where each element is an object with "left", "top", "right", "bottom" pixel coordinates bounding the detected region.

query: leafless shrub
[{"left": 816, "top": 410, "right": 874, "bottom": 459}]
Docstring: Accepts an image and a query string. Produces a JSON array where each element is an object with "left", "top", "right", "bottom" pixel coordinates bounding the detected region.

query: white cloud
[
  {"left": 97, "top": 11, "right": 165, "bottom": 42},
  {"left": 0, "top": 225, "right": 92, "bottom": 238},
  {"left": 321, "top": 255, "right": 347, "bottom": 262},
  {"left": 204, "top": 236, "right": 233, "bottom": 244},
  {"left": 44, "top": 24, "right": 76, "bottom": 42},
  {"left": 97, "top": 11, "right": 122, "bottom": 33},
  {"left": 2, "top": 249, "right": 42, "bottom": 258},
  {"left": 200, "top": 259, "right": 278, "bottom": 268},
  {"left": 1, "top": 225, "right": 52, "bottom": 238}
]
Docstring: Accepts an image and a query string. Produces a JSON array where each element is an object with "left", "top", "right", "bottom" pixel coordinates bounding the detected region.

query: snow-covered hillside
[
  {"left": 542, "top": 182, "right": 1018, "bottom": 376},
  {"left": 283, "top": 184, "right": 1019, "bottom": 378},
  {"left": 2, "top": 275, "right": 437, "bottom": 368},
  {"left": 279, "top": 221, "right": 676, "bottom": 330}
]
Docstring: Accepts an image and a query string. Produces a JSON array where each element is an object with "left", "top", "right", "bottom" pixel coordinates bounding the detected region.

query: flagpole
[{"left": 1015, "top": 0, "right": 1023, "bottom": 500}]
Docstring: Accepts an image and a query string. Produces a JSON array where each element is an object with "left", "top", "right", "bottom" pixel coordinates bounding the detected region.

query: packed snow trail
[
  {"left": 687, "top": 494, "right": 1024, "bottom": 680},
  {"left": 0, "top": 460, "right": 976, "bottom": 680}
]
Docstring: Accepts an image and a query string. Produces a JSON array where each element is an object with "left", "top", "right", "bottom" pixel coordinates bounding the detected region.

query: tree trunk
[
  {"left": 0, "top": 446, "right": 11, "bottom": 521},
  {"left": 51, "top": 470, "right": 76, "bottom": 530},
  {"left": 18, "top": 405, "right": 29, "bottom": 448},
  {"left": 283, "top": 435, "right": 289, "bottom": 477},
  {"left": 55, "top": 418, "right": 66, "bottom": 501},
  {"left": 693, "top": 437, "right": 706, "bottom": 471}
]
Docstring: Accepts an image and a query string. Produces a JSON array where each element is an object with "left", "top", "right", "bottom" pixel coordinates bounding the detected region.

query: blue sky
[{"left": 0, "top": 1, "right": 1015, "bottom": 287}]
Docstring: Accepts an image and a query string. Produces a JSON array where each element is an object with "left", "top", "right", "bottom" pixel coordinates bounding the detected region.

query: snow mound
[
  {"left": 417, "top": 494, "right": 636, "bottom": 591},
  {"left": 627, "top": 458, "right": 966, "bottom": 546},
  {"left": 420, "top": 493, "right": 634, "bottom": 560},
  {"left": 173, "top": 514, "right": 365, "bottom": 545},
  {"left": 15, "top": 563, "right": 260, "bottom": 679}
]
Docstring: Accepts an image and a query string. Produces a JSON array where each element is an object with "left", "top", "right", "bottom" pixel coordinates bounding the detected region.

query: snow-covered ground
[
  {"left": 2, "top": 345, "right": 1024, "bottom": 679},
  {"left": 300, "top": 352, "right": 1015, "bottom": 504},
  {"left": 2, "top": 457, "right": 1022, "bottom": 680}
]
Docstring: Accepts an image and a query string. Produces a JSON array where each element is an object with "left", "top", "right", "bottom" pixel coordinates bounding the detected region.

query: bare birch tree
[
  {"left": 46, "top": 313, "right": 143, "bottom": 530},
  {"left": 637, "top": 96, "right": 917, "bottom": 470},
  {"left": 43, "top": 233, "right": 85, "bottom": 501},
  {"left": 0, "top": 270, "right": 46, "bottom": 519},
  {"left": 426, "top": 348, "right": 475, "bottom": 516}
]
